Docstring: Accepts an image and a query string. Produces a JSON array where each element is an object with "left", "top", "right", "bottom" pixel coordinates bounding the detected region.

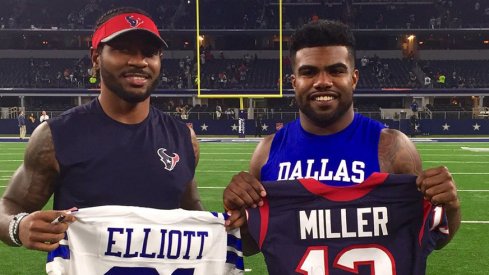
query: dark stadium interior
[{"left": 2, "top": 0, "right": 489, "bottom": 135}]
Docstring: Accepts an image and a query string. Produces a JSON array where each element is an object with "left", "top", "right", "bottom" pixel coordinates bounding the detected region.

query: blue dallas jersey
[
  {"left": 246, "top": 173, "right": 449, "bottom": 275},
  {"left": 261, "top": 113, "right": 384, "bottom": 186},
  {"left": 46, "top": 206, "right": 243, "bottom": 275}
]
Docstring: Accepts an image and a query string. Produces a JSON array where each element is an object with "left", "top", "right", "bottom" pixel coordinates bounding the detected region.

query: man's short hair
[{"left": 289, "top": 20, "right": 356, "bottom": 67}]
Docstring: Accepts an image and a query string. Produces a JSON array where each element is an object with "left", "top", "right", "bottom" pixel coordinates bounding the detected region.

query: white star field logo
[
  {"left": 231, "top": 124, "right": 238, "bottom": 131},
  {"left": 200, "top": 123, "right": 208, "bottom": 131},
  {"left": 261, "top": 124, "right": 269, "bottom": 131},
  {"left": 442, "top": 123, "right": 450, "bottom": 131},
  {"left": 473, "top": 123, "right": 481, "bottom": 131}
]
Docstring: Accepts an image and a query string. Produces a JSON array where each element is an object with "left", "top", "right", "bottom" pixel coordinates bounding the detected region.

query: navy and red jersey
[{"left": 246, "top": 173, "right": 448, "bottom": 275}]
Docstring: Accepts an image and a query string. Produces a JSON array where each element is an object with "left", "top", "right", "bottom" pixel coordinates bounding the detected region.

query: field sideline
[{"left": 0, "top": 141, "right": 488, "bottom": 274}]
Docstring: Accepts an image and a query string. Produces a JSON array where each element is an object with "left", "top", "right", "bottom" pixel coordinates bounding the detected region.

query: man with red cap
[{"left": 0, "top": 7, "right": 203, "bottom": 251}]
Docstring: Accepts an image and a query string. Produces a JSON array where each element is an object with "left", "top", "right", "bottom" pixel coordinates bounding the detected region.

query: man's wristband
[{"left": 8, "top": 213, "right": 29, "bottom": 247}]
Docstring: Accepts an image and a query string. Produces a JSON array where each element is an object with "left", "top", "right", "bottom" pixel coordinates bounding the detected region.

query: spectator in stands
[
  {"left": 176, "top": 104, "right": 189, "bottom": 119},
  {"left": 223, "top": 20, "right": 460, "bottom": 264},
  {"left": 310, "top": 13, "right": 319, "bottom": 23},
  {"left": 27, "top": 113, "right": 37, "bottom": 134},
  {"left": 28, "top": 113, "right": 36, "bottom": 124},
  {"left": 375, "top": 13, "right": 384, "bottom": 28},
  {"left": 39, "top": 110, "right": 49, "bottom": 123},
  {"left": 437, "top": 72, "right": 446, "bottom": 87},
  {"left": 429, "top": 16, "right": 436, "bottom": 29},
  {"left": 409, "top": 114, "right": 418, "bottom": 137},
  {"left": 360, "top": 55, "right": 369, "bottom": 67},
  {"left": 216, "top": 104, "right": 222, "bottom": 119},
  {"left": 218, "top": 71, "right": 228, "bottom": 88},
  {"left": 283, "top": 56, "right": 291, "bottom": 71},
  {"left": 424, "top": 75, "right": 432, "bottom": 88},
  {"left": 254, "top": 115, "right": 263, "bottom": 137},
  {"left": 449, "top": 71, "right": 458, "bottom": 88},
  {"left": 408, "top": 71, "right": 418, "bottom": 88},
  {"left": 224, "top": 107, "right": 235, "bottom": 119},
  {"left": 457, "top": 76, "right": 466, "bottom": 88},
  {"left": 410, "top": 99, "right": 419, "bottom": 115},
  {"left": 0, "top": 7, "right": 203, "bottom": 252},
  {"left": 17, "top": 111, "right": 26, "bottom": 140}
]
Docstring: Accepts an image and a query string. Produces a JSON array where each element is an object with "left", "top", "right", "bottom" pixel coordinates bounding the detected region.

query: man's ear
[
  {"left": 90, "top": 48, "right": 100, "bottom": 71},
  {"left": 351, "top": 69, "right": 359, "bottom": 90},
  {"left": 290, "top": 74, "right": 296, "bottom": 89}
]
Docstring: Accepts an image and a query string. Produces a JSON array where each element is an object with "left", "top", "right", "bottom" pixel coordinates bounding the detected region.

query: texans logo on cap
[
  {"left": 125, "top": 15, "right": 143, "bottom": 28},
  {"left": 91, "top": 13, "right": 167, "bottom": 49}
]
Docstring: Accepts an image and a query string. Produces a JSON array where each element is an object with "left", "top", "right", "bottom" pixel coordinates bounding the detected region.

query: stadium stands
[
  {"left": 2, "top": 0, "right": 488, "bottom": 30},
  {"left": 1, "top": 0, "right": 489, "bottom": 136}
]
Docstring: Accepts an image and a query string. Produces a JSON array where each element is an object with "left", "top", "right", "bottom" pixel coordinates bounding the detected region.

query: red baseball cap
[{"left": 91, "top": 12, "right": 167, "bottom": 49}]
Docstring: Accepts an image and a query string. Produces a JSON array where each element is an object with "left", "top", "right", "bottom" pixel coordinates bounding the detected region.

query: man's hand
[
  {"left": 416, "top": 166, "right": 459, "bottom": 209},
  {"left": 417, "top": 166, "right": 461, "bottom": 248},
  {"left": 223, "top": 172, "right": 266, "bottom": 229},
  {"left": 18, "top": 210, "right": 76, "bottom": 252}
]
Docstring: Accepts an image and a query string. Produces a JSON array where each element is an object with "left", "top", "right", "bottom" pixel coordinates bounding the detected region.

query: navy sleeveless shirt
[
  {"left": 261, "top": 113, "right": 384, "bottom": 186},
  {"left": 47, "top": 99, "right": 195, "bottom": 210}
]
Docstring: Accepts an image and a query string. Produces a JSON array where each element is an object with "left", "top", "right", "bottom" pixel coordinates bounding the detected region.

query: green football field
[{"left": 0, "top": 140, "right": 488, "bottom": 274}]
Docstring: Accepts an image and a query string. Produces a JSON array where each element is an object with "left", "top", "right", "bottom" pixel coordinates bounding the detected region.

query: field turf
[{"left": 0, "top": 141, "right": 488, "bottom": 274}]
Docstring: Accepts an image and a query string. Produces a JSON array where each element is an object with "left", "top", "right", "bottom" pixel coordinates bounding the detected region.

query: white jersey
[{"left": 46, "top": 206, "right": 243, "bottom": 275}]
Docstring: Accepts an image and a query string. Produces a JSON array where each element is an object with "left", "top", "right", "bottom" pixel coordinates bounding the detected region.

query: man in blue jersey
[
  {"left": 0, "top": 7, "right": 203, "bottom": 251},
  {"left": 223, "top": 20, "right": 460, "bottom": 259}
]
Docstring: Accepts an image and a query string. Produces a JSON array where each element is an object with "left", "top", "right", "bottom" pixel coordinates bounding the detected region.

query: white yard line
[
  {"left": 197, "top": 170, "right": 243, "bottom": 173},
  {"left": 422, "top": 154, "right": 489, "bottom": 157},
  {"left": 461, "top": 147, "right": 489, "bottom": 152},
  {"left": 423, "top": 161, "right": 489, "bottom": 163},
  {"left": 198, "top": 159, "right": 250, "bottom": 161},
  {"left": 417, "top": 148, "right": 474, "bottom": 151},
  {"left": 201, "top": 153, "right": 252, "bottom": 155},
  {"left": 452, "top": 173, "right": 489, "bottom": 175}
]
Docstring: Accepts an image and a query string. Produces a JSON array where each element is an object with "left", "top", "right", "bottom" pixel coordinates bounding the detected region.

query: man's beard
[
  {"left": 298, "top": 96, "right": 353, "bottom": 128},
  {"left": 100, "top": 66, "right": 160, "bottom": 103}
]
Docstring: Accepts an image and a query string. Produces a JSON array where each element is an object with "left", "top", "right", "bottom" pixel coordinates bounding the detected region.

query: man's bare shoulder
[
  {"left": 249, "top": 134, "right": 275, "bottom": 178},
  {"left": 378, "top": 128, "right": 421, "bottom": 174},
  {"left": 24, "top": 123, "right": 58, "bottom": 170}
]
